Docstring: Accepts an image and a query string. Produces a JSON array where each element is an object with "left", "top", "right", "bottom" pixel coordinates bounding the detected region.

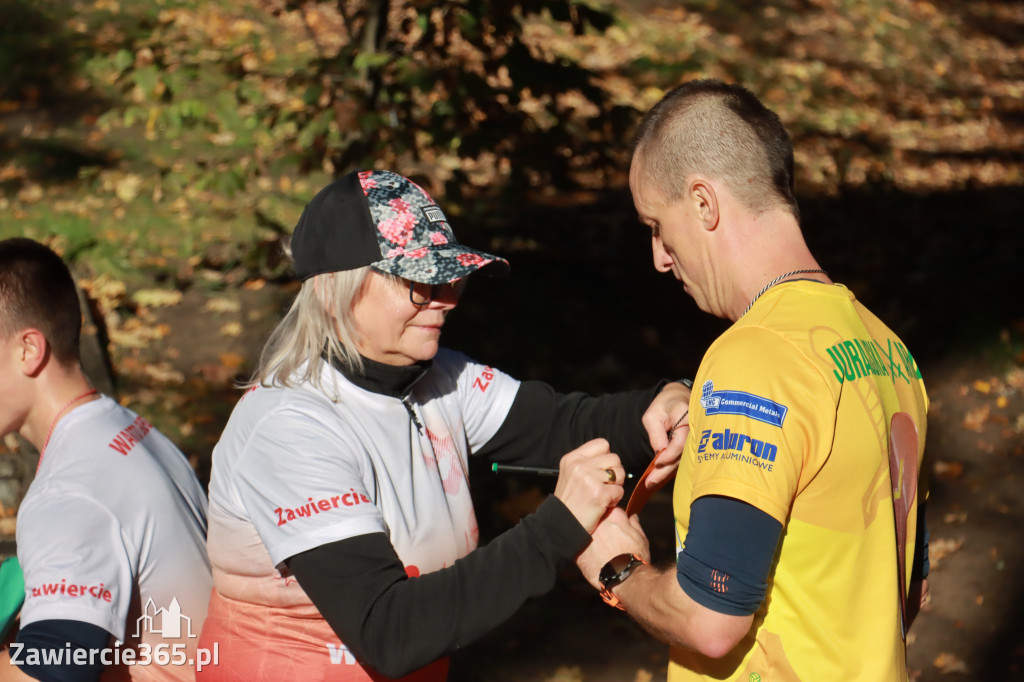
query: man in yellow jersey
[{"left": 576, "top": 79, "right": 930, "bottom": 681}]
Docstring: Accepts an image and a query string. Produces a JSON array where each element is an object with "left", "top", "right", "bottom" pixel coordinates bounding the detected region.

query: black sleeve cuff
[{"left": 13, "top": 620, "right": 111, "bottom": 682}]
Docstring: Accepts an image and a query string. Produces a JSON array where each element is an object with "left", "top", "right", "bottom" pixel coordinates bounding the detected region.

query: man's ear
[
  {"left": 689, "top": 180, "right": 719, "bottom": 232},
  {"left": 18, "top": 329, "right": 49, "bottom": 377}
]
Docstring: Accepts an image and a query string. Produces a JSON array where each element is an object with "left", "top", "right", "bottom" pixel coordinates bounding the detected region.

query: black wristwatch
[
  {"left": 598, "top": 553, "right": 647, "bottom": 611},
  {"left": 599, "top": 553, "right": 645, "bottom": 590}
]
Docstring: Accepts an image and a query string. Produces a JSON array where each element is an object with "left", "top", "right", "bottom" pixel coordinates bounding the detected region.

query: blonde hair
[{"left": 248, "top": 266, "right": 372, "bottom": 396}]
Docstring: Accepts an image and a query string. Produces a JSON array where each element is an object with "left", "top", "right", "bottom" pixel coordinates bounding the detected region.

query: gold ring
[{"left": 605, "top": 468, "right": 616, "bottom": 483}]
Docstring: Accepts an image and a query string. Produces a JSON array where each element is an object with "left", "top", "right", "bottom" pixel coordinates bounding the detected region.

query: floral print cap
[{"left": 290, "top": 169, "right": 509, "bottom": 284}]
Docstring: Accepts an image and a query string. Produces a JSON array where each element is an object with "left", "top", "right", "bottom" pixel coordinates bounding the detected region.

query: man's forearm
[{"left": 612, "top": 565, "right": 754, "bottom": 660}]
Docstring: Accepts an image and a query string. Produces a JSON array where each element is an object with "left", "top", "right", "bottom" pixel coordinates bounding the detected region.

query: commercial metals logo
[
  {"left": 699, "top": 380, "right": 788, "bottom": 427},
  {"left": 9, "top": 597, "right": 218, "bottom": 671}
]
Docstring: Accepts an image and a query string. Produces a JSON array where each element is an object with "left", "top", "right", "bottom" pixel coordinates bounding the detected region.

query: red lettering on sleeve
[
  {"left": 472, "top": 366, "right": 495, "bottom": 393},
  {"left": 273, "top": 490, "right": 373, "bottom": 526},
  {"left": 107, "top": 416, "right": 153, "bottom": 455},
  {"left": 27, "top": 579, "right": 112, "bottom": 602}
]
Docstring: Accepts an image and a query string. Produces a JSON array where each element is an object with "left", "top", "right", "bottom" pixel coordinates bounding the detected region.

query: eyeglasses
[{"left": 408, "top": 278, "right": 468, "bottom": 306}]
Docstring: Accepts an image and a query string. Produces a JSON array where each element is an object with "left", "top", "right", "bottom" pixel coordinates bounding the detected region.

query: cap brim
[{"left": 371, "top": 244, "right": 510, "bottom": 284}]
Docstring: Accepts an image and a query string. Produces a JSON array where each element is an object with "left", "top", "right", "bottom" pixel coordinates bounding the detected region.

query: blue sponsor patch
[{"left": 698, "top": 380, "right": 788, "bottom": 427}]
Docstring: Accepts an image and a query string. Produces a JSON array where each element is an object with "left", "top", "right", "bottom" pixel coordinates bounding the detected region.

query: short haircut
[
  {"left": 248, "top": 266, "right": 373, "bottom": 397},
  {"left": 0, "top": 238, "right": 82, "bottom": 366},
  {"left": 632, "top": 79, "right": 800, "bottom": 221}
]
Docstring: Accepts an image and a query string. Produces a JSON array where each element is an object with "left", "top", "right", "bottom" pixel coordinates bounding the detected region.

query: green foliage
[
  {"left": 3, "top": 0, "right": 1019, "bottom": 284},
  {"left": 275, "top": 0, "right": 627, "bottom": 197}
]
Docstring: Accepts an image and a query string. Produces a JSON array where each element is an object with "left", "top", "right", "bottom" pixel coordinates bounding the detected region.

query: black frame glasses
[{"left": 408, "top": 279, "right": 468, "bottom": 306}]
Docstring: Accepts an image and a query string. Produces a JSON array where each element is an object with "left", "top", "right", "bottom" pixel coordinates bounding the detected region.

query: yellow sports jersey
[{"left": 670, "top": 282, "right": 929, "bottom": 682}]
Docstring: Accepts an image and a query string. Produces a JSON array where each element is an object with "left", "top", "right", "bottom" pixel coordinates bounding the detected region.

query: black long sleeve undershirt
[
  {"left": 286, "top": 496, "right": 589, "bottom": 679},
  {"left": 476, "top": 379, "right": 666, "bottom": 473},
  {"left": 285, "top": 378, "right": 671, "bottom": 677}
]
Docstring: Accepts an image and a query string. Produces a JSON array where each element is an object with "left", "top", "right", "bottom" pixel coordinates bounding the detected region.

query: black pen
[{"left": 491, "top": 463, "right": 634, "bottom": 479}]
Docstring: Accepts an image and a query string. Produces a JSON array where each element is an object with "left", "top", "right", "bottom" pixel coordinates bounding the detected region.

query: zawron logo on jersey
[{"left": 697, "top": 429, "right": 778, "bottom": 471}]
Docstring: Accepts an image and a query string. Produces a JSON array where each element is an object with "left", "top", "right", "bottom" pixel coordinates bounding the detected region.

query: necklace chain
[
  {"left": 743, "top": 269, "right": 828, "bottom": 317},
  {"left": 40, "top": 388, "right": 98, "bottom": 457}
]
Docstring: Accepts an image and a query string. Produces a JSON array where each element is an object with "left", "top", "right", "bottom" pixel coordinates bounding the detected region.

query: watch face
[{"left": 599, "top": 553, "right": 638, "bottom": 587}]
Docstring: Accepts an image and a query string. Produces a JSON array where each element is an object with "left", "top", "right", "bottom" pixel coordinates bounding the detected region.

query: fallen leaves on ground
[
  {"left": 933, "top": 651, "right": 969, "bottom": 674},
  {"left": 929, "top": 537, "right": 965, "bottom": 568},
  {"left": 133, "top": 288, "right": 184, "bottom": 308},
  {"left": 193, "top": 352, "right": 247, "bottom": 386},
  {"left": 933, "top": 460, "right": 964, "bottom": 480},
  {"left": 108, "top": 319, "right": 171, "bottom": 348},
  {"left": 544, "top": 667, "right": 583, "bottom": 682},
  {"left": 219, "top": 321, "right": 242, "bottom": 338},
  {"left": 963, "top": 405, "right": 990, "bottom": 431},
  {"left": 142, "top": 362, "right": 186, "bottom": 385},
  {"left": 942, "top": 511, "right": 968, "bottom": 524},
  {"left": 204, "top": 297, "right": 241, "bottom": 314}
]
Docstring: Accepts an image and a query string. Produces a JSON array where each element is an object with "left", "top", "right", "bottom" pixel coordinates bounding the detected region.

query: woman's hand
[
  {"left": 576, "top": 507, "right": 650, "bottom": 590},
  {"left": 553, "top": 438, "right": 625, "bottom": 533},
  {"left": 642, "top": 381, "right": 692, "bottom": 488}
]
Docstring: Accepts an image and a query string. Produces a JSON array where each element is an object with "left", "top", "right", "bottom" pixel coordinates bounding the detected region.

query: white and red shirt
[
  {"left": 200, "top": 349, "right": 518, "bottom": 680},
  {"left": 17, "top": 396, "right": 212, "bottom": 681}
]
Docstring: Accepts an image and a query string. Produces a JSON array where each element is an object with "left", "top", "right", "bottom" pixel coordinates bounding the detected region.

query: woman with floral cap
[{"left": 197, "top": 170, "right": 690, "bottom": 681}]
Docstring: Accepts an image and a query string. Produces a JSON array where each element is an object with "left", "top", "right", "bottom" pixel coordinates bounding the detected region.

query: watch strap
[{"left": 598, "top": 553, "right": 648, "bottom": 611}]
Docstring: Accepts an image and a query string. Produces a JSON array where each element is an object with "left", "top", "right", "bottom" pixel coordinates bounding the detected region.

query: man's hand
[
  {"left": 576, "top": 507, "right": 649, "bottom": 590},
  {"left": 642, "top": 381, "right": 692, "bottom": 487},
  {"left": 553, "top": 439, "right": 626, "bottom": 533}
]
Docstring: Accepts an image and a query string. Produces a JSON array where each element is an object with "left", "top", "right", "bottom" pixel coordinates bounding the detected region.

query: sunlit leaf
[
  {"left": 942, "top": 511, "right": 968, "bottom": 524},
  {"left": 543, "top": 667, "right": 584, "bottom": 682},
  {"left": 933, "top": 652, "right": 969, "bottom": 674},
  {"left": 933, "top": 460, "right": 963, "bottom": 480},
  {"left": 963, "top": 406, "right": 989, "bottom": 431},
  {"left": 114, "top": 174, "right": 144, "bottom": 202},
  {"left": 219, "top": 322, "right": 242, "bottom": 337},
  {"left": 219, "top": 352, "right": 245, "bottom": 369},
  {"left": 353, "top": 52, "right": 391, "bottom": 70},
  {"left": 930, "top": 537, "right": 965, "bottom": 567},
  {"left": 143, "top": 362, "right": 186, "bottom": 385},
  {"left": 204, "top": 297, "right": 240, "bottom": 313},
  {"left": 132, "top": 289, "right": 183, "bottom": 308}
]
